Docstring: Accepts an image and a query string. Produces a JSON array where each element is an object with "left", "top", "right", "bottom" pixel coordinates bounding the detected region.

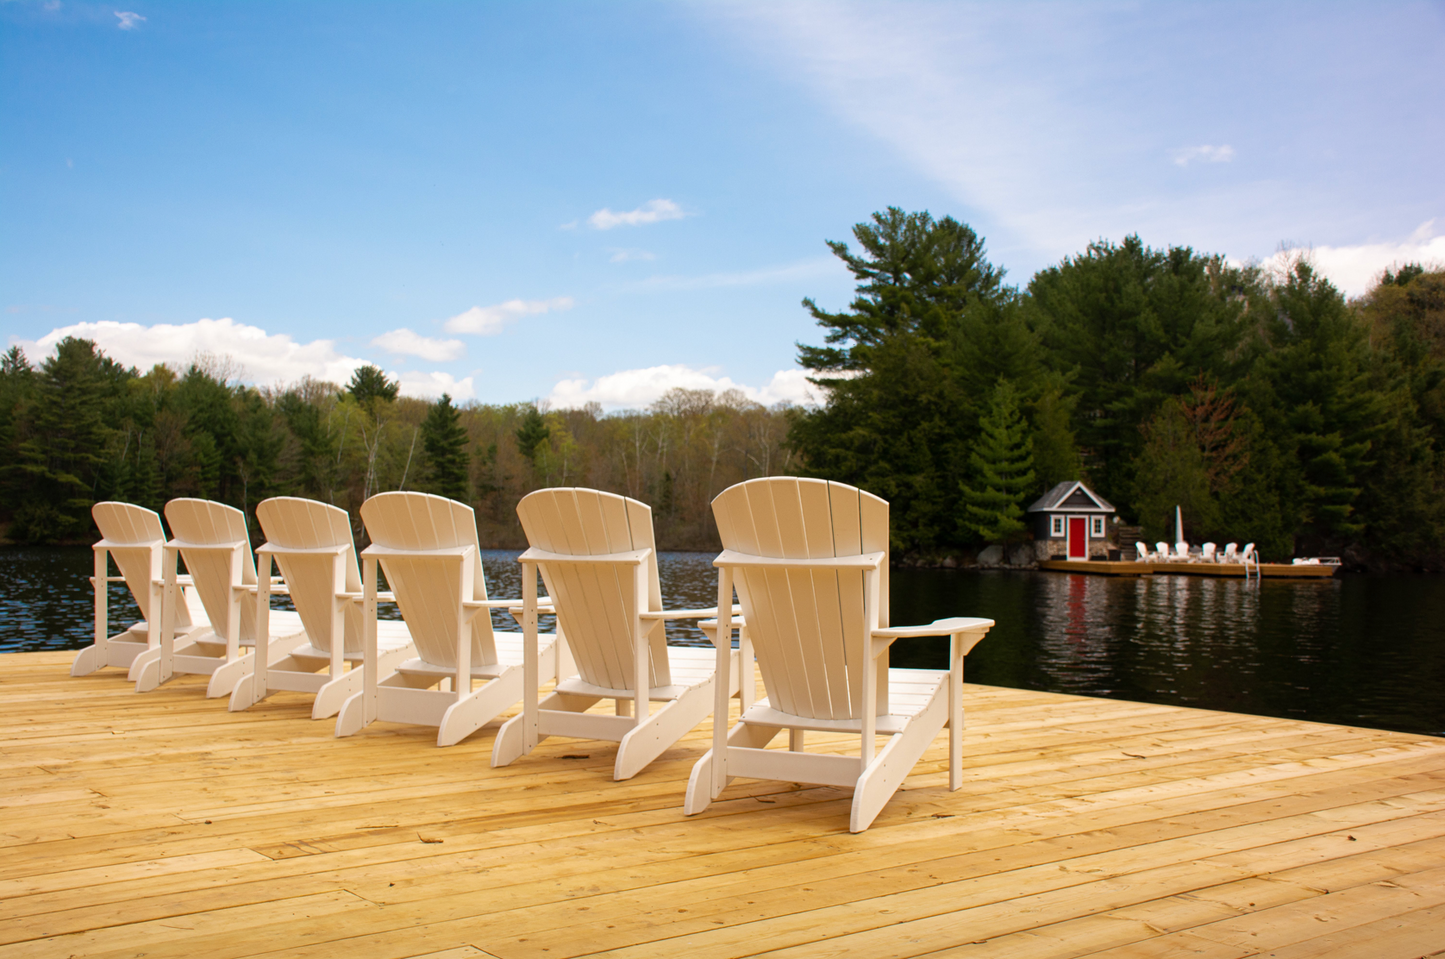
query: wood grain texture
[{"left": 4, "top": 650, "right": 1444, "bottom": 958}]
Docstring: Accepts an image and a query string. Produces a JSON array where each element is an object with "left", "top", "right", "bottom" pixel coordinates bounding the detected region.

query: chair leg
[
  {"left": 491, "top": 688, "right": 601, "bottom": 767},
  {"left": 132, "top": 655, "right": 164, "bottom": 693},
  {"left": 437, "top": 671, "right": 521, "bottom": 747},
  {"left": 228, "top": 673, "right": 260, "bottom": 712},
  {"left": 683, "top": 721, "right": 782, "bottom": 815},
  {"left": 70, "top": 645, "right": 100, "bottom": 677},
  {"left": 849, "top": 683, "right": 947, "bottom": 833},
  {"left": 614, "top": 680, "right": 711, "bottom": 781},
  {"left": 335, "top": 689, "right": 367, "bottom": 738},
  {"left": 206, "top": 654, "right": 254, "bottom": 699},
  {"left": 127, "top": 645, "right": 163, "bottom": 683},
  {"left": 683, "top": 748, "right": 716, "bottom": 815}
]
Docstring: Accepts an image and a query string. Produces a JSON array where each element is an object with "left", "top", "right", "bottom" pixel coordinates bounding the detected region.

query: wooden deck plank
[{"left": 1, "top": 651, "right": 1441, "bottom": 958}]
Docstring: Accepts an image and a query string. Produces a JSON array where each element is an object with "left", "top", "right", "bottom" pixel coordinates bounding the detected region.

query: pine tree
[
  {"left": 514, "top": 405, "right": 550, "bottom": 463},
  {"left": 421, "top": 393, "right": 469, "bottom": 501},
  {"left": 14, "top": 338, "right": 129, "bottom": 541},
  {"left": 960, "top": 381, "right": 1036, "bottom": 543},
  {"left": 1129, "top": 399, "right": 1218, "bottom": 543},
  {"left": 346, "top": 365, "right": 399, "bottom": 408}
]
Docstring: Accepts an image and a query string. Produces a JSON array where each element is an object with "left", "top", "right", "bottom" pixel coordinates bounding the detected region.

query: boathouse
[{"left": 1027, "top": 480, "right": 1115, "bottom": 560}]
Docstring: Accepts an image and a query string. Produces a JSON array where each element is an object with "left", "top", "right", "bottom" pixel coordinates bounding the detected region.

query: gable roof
[{"left": 1026, "top": 480, "right": 1115, "bottom": 513}]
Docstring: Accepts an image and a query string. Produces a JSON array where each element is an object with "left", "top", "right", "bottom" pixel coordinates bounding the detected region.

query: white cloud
[
  {"left": 392, "top": 370, "right": 475, "bottom": 401},
  {"left": 11, "top": 317, "right": 473, "bottom": 400},
  {"left": 1172, "top": 144, "right": 1235, "bottom": 167},
  {"left": 587, "top": 199, "right": 687, "bottom": 231},
  {"left": 114, "top": 11, "right": 144, "bottom": 29},
  {"left": 547, "top": 364, "right": 823, "bottom": 411},
  {"left": 443, "top": 296, "right": 573, "bottom": 335},
  {"left": 371, "top": 327, "right": 466, "bottom": 362},
  {"left": 1254, "top": 221, "right": 1445, "bottom": 298},
  {"left": 608, "top": 248, "right": 657, "bottom": 263}
]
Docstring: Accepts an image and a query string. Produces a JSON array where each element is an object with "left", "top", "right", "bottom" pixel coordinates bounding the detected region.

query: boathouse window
[
  {"left": 1051, "top": 516, "right": 1063, "bottom": 536},
  {"left": 1092, "top": 517, "right": 1104, "bottom": 537}
]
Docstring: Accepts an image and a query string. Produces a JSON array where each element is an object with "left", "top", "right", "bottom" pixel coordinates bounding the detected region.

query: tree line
[
  {"left": 3, "top": 207, "right": 1441, "bottom": 569},
  {"left": 0, "top": 348, "right": 793, "bottom": 550},
  {"left": 790, "top": 209, "right": 1445, "bottom": 570}
]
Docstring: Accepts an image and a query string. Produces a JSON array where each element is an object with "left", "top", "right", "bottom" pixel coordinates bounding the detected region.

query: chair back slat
[
  {"left": 163, "top": 499, "right": 255, "bottom": 640},
  {"left": 712, "top": 477, "right": 889, "bottom": 721},
  {"left": 516, "top": 488, "right": 669, "bottom": 690},
  {"left": 360, "top": 492, "right": 496, "bottom": 668},
  {"left": 91, "top": 502, "right": 192, "bottom": 627},
  {"left": 256, "top": 497, "right": 363, "bottom": 655}
]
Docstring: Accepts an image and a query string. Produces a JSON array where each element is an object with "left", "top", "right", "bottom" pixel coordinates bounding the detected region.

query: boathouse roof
[{"left": 1027, "top": 480, "right": 1115, "bottom": 513}]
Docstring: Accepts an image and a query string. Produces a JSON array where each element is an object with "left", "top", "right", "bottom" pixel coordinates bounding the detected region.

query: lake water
[{"left": 4, "top": 546, "right": 1442, "bottom": 738}]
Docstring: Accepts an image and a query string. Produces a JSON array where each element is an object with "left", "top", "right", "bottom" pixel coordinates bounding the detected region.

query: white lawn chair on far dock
[
  {"left": 1134, "top": 541, "right": 1153, "bottom": 562},
  {"left": 684, "top": 477, "right": 993, "bottom": 833},
  {"left": 336, "top": 492, "right": 563, "bottom": 747},
  {"left": 492, "top": 487, "right": 740, "bottom": 780},
  {"left": 1155, "top": 542, "right": 1171, "bottom": 562},
  {"left": 1201, "top": 542, "right": 1217, "bottom": 562},
  {"left": 72, "top": 502, "right": 207, "bottom": 678},
  {"left": 134, "top": 499, "right": 307, "bottom": 696},
  {"left": 229, "top": 497, "right": 416, "bottom": 718},
  {"left": 1173, "top": 542, "right": 1190, "bottom": 561},
  {"left": 1221, "top": 543, "right": 1239, "bottom": 563}
]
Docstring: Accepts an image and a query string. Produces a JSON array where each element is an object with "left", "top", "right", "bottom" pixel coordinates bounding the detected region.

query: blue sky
[{"left": 3, "top": 1, "right": 1443, "bottom": 407}]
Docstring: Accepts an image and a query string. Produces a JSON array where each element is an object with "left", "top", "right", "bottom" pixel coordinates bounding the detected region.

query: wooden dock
[
  {"left": 1152, "top": 562, "right": 1341, "bottom": 579},
  {"left": 3, "top": 649, "right": 1444, "bottom": 958}
]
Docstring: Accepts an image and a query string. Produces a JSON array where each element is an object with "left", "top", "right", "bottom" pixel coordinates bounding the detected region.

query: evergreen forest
[{"left": 3, "top": 208, "right": 1442, "bottom": 571}]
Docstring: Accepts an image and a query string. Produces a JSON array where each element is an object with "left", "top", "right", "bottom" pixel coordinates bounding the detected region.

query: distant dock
[{"left": 1039, "top": 559, "right": 1341, "bottom": 579}]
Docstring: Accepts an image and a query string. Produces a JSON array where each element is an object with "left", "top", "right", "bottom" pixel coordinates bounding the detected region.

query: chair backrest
[
  {"left": 1223, "top": 542, "right": 1238, "bottom": 557},
  {"left": 712, "top": 477, "right": 890, "bottom": 723},
  {"left": 1174, "top": 542, "right": 1189, "bottom": 558},
  {"left": 1242, "top": 543, "right": 1255, "bottom": 560},
  {"left": 256, "top": 497, "right": 364, "bottom": 655},
  {"left": 360, "top": 492, "right": 496, "bottom": 668},
  {"left": 1201, "top": 542, "right": 1216, "bottom": 559},
  {"left": 1135, "top": 541, "right": 1150, "bottom": 560},
  {"left": 164, "top": 499, "right": 256, "bottom": 641},
  {"left": 1156, "top": 542, "right": 1170, "bottom": 560},
  {"left": 516, "top": 487, "right": 669, "bottom": 689},
  {"left": 92, "top": 501, "right": 191, "bottom": 627}
]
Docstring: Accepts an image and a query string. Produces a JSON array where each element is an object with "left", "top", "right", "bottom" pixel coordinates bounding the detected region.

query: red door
[{"left": 1067, "top": 517, "right": 1087, "bottom": 559}]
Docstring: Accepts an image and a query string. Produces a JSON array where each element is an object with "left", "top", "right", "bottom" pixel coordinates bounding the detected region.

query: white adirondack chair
[
  {"left": 1221, "top": 542, "right": 1239, "bottom": 563},
  {"left": 335, "top": 491, "right": 563, "bottom": 747},
  {"left": 72, "top": 502, "right": 207, "bottom": 677},
  {"left": 1173, "top": 542, "right": 1190, "bottom": 560},
  {"left": 492, "top": 487, "right": 741, "bottom": 781},
  {"left": 1201, "top": 542, "right": 1217, "bottom": 562},
  {"left": 1134, "top": 541, "right": 1153, "bottom": 562},
  {"left": 684, "top": 477, "right": 994, "bottom": 833},
  {"left": 1155, "top": 542, "right": 1171, "bottom": 562},
  {"left": 133, "top": 499, "right": 308, "bottom": 696},
  {"left": 229, "top": 497, "right": 416, "bottom": 718}
]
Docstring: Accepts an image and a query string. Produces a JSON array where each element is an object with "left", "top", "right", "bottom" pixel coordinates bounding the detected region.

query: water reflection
[{"left": 4, "top": 547, "right": 1442, "bottom": 737}]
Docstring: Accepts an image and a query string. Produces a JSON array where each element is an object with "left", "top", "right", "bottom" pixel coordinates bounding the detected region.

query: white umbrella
[{"left": 1175, "top": 505, "right": 1183, "bottom": 544}]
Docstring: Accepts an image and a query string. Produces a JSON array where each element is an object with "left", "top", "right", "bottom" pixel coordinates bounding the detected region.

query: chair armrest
[
  {"left": 504, "top": 605, "right": 557, "bottom": 617},
  {"left": 467, "top": 598, "right": 552, "bottom": 609},
  {"left": 697, "top": 617, "right": 747, "bottom": 632},
  {"left": 872, "top": 616, "right": 994, "bottom": 639},
  {"left": 340, "top": 591, "right": 398, "bottom": 603},
  {"left": 871, "top": 617, "right": 994, "bottom": 658},
  {"left": 640, "top": 605, "right": 742, "bottom": 621}
]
